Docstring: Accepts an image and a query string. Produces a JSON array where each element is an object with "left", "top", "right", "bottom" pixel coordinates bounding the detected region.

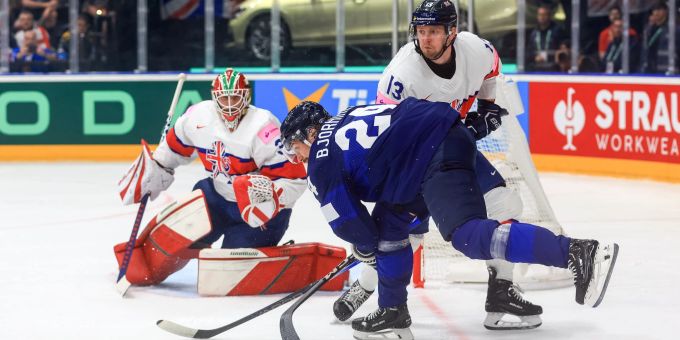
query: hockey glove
[
  {"left": 464, "top": 100, "right": 509, "bottom": 140},
  {"left": 352, "top": 244, "right": 376, "bottom": 268},
  {"left": 233, "top": 175, "right": 283, "bottom": 229},
  {"left": 118, "top": 139, "right": 175, "bottom": 205}
]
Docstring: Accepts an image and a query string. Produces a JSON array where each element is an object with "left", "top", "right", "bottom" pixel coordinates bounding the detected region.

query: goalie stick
[
  {"left": 116, "top": 73, "right": 187, "bottom": 297},
  {"left": 156, "top": 255, "right": 358, "bottom": 338}
]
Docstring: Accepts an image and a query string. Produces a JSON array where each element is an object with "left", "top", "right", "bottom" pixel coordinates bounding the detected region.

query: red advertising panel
[{"left": 529, "top": 82, "right": 680, "bottom": 164}]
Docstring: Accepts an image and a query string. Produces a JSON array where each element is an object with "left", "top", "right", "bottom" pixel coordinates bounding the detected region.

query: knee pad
[
  {"left": 484, "top": 185, "right": 523, "bottom": 222},
  {"left": 450, "top": 218, "right": 500, "bottom": 260},
  {"left": 114, "top": 189, "right": 213, "bottom": 285}
]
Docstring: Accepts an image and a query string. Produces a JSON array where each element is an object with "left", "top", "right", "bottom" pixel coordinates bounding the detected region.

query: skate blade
[
  {"left": 353, "top": 327, "right": 414, "bottom": 340},
  {"left": 484, "top": 313, "right": 542, "bottom": 330},
  {"left": 585, "top": 243, "right": 619, "bottom": 308}
]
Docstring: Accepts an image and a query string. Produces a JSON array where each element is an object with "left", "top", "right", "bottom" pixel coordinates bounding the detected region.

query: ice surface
[{"left": 1, "top": 162, "right": 678, "bottom": 339}]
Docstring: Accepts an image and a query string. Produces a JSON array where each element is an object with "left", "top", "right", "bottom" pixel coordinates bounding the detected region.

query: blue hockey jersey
[{"left": 307, "top": 98, "right": 460, "bottom": 248}]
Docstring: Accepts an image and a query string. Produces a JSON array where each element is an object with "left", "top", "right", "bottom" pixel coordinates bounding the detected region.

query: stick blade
[
  {"left": 157, "top": 320, "right": 200, "bottom": 338},
  {"left": 116, "top": 276, "right": 131, "bottom": 297},
  {"left": 280, "top": 312, "right": 299, "bottom": 340}
]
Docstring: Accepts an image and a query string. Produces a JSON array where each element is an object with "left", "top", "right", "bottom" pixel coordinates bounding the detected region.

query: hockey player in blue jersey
[{"left": 280, "top": 99, "right": 619, "bottom": 340}]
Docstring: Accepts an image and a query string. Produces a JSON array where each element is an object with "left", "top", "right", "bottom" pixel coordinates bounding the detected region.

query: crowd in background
[
  {"left": 526, "top": 1, "right": 678, "bottom": 74},
  {"left": 6, "top": 0, "right": 679, "bottom": 74},
  {"left": 8, "top": 0, "right": 123, "bottom": 72}
]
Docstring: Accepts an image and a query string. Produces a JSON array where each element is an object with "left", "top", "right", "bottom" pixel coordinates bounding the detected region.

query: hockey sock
[
  {"left": 452, "top": 219, "right": 571, "bottom": 268},
  {"left": 376, "top": 246, "right": 413, "bottom": 308},
  {"left": 504, "top": 221, "right": 571, "bottom": 268},
  {"left": 486, "top": 259, "right": 514, "bottom": 281}
]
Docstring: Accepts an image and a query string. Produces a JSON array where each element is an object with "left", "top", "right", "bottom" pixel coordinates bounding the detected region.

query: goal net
[{"left": 415, "top": 75, "right": 573, "bottom": 288}]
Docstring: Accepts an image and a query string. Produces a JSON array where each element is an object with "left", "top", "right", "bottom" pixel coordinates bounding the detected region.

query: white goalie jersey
[
  {"left": 153, "top": 100, "right": 307, "bottom": 207},
  {"left": 376, "top": 32, "right": 501, "bottom": 116}
]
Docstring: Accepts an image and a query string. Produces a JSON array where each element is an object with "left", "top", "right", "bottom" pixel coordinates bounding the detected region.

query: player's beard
[
  {"left": 418, "top": 35, "right": 454, "bottom": 62},
  {"left": 420, "top": 45, "right": 445, "bottom": 60}
]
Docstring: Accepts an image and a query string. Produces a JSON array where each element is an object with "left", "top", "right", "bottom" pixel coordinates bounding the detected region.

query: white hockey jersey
[
  {"left": 153, "top": 100, "right": 307, "bottom": 207},
  {"left": 376, "top": 32, "right": 501, "bottom": 116}
]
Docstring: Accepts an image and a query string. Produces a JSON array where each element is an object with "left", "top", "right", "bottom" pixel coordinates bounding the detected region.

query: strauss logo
[{"left": 553, "top": 87, "right": 586, "bottom": 150}]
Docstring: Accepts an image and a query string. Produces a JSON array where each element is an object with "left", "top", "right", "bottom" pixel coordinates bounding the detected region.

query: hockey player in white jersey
[
  {"left": 334, "top": 0, "right": 542, "bottom": 330},
  {"left": 115, "top": 69, "right": 307, "bottom": 286}
]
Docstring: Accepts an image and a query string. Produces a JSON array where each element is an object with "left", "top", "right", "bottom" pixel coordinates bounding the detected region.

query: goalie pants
[
  {"left": 193, "top": 178, "right": 292, "bottom": 248},
  {"left": 422, "top": 123, "right": 571, "bottom": 269}
]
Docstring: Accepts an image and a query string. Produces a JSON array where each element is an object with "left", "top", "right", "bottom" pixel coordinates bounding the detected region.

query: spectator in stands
[
  {"left": 13, "top": 9, "right": 51, "bottom": 49},
  {"left": 602, "top": 18, "right": 640, "bottom": 73},
  {"left": 81, "top": 0, "right": 114, "bottom": 66},
  {"left": 598, "top": 6, "right": 638, "bottom": 60},
  {"left": 38, "top": 4, "right": 63, "bottom": 49},
  {"left": 640, "top": 2, "right": 672, "bottom": 74},
  {"left": 527, "top": 4, "right": 567, "bottom": 72},
  {"left": 11, "top": 29, "right": 58, "bottom": 72},
  {"left": 554, "top": 41, "right": 571, "bottom": 73},
  {"left": 58, "top": 14, "right": 96, "bottom": 71}
]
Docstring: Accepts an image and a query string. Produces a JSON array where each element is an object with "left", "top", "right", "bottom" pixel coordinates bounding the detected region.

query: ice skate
[
  {"left": 484, "top": 267, "right": 543, "bottom": 330},
  {"left": 334, "top": 279, "right": 374, "bottom": 321},
  {"left": 568, "top": 239, "right": 619, "bottom": 307},
  {"left": 352, "top": 303, "right": 413, "bottom": 340}
]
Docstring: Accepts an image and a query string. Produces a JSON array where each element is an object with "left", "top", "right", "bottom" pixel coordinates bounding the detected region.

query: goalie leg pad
[
  {"left": 114, "top": 189, "right": 213, "bottom": 285},
  {"left": 197, "top": 243, "right": 348, "bottom": 296}
]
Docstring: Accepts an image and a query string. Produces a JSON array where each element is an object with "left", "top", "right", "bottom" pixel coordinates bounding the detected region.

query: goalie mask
[
  {"left": 410, "top": 0, "right": 458, "bottom": 61},
  {"left": 211, "top": 68, "right": 252, "bottom": 131},
  {"left": 280, "top": 101, "right": 331, "bottom": 163}
]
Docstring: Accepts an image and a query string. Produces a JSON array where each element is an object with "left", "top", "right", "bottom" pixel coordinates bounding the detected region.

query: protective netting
[{"left": 421, "top": 78, "right": 572, "bottom": 287}]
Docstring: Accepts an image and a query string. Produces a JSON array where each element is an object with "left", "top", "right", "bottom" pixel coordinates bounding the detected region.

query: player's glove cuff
[{"left": 352, "top": 244, "right": 376, "bottom": 268}]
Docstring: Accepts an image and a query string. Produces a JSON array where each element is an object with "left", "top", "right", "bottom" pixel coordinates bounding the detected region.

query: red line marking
[{"left": 417, "top": 290, "right": 470, "bottom": 340}]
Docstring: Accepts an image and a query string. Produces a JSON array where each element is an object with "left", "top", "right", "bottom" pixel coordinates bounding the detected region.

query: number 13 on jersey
[{"left": 385, "top": 75, "right": 404, "bottom": 101}]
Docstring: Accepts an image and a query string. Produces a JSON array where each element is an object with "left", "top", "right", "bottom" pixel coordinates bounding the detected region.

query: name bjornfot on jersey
[{"left": 315, "top": 111, "right": 349, "bottom": 159}]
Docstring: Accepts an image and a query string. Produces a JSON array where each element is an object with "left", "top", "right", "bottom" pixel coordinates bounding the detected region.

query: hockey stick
[
  {"left": 156, "top": 255, "right": 358, "bottom": 339},
  {"left": 115, "top": 192, "right": 150, "bottom": 295},
  {"left": 279, "top": 255, "right": 358, "bottom": 340},
  {"left": 116, "top": 73, "right": 187, "bottom": 296},
  {"left": 280, "top": 217, "right": 424, "bottom": 339}
]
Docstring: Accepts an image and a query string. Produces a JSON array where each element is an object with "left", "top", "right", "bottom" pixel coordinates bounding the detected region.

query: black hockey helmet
[
  {"left": 281, "top": 101, "right": 331, "bottom": 151},
  {"left": 410, "top": 0, "right": 458, "bottom": 34}
]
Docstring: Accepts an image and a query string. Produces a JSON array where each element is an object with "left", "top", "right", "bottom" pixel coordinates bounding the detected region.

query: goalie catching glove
[
  {"left": 464, "top": 100, "right": 509, "bottom": 140},
  {"left": 233, "top": 174, "right": 283, "bottom": 229},
  {"left": 118, "top": 139, "right": 174, "bottom": 205}
]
